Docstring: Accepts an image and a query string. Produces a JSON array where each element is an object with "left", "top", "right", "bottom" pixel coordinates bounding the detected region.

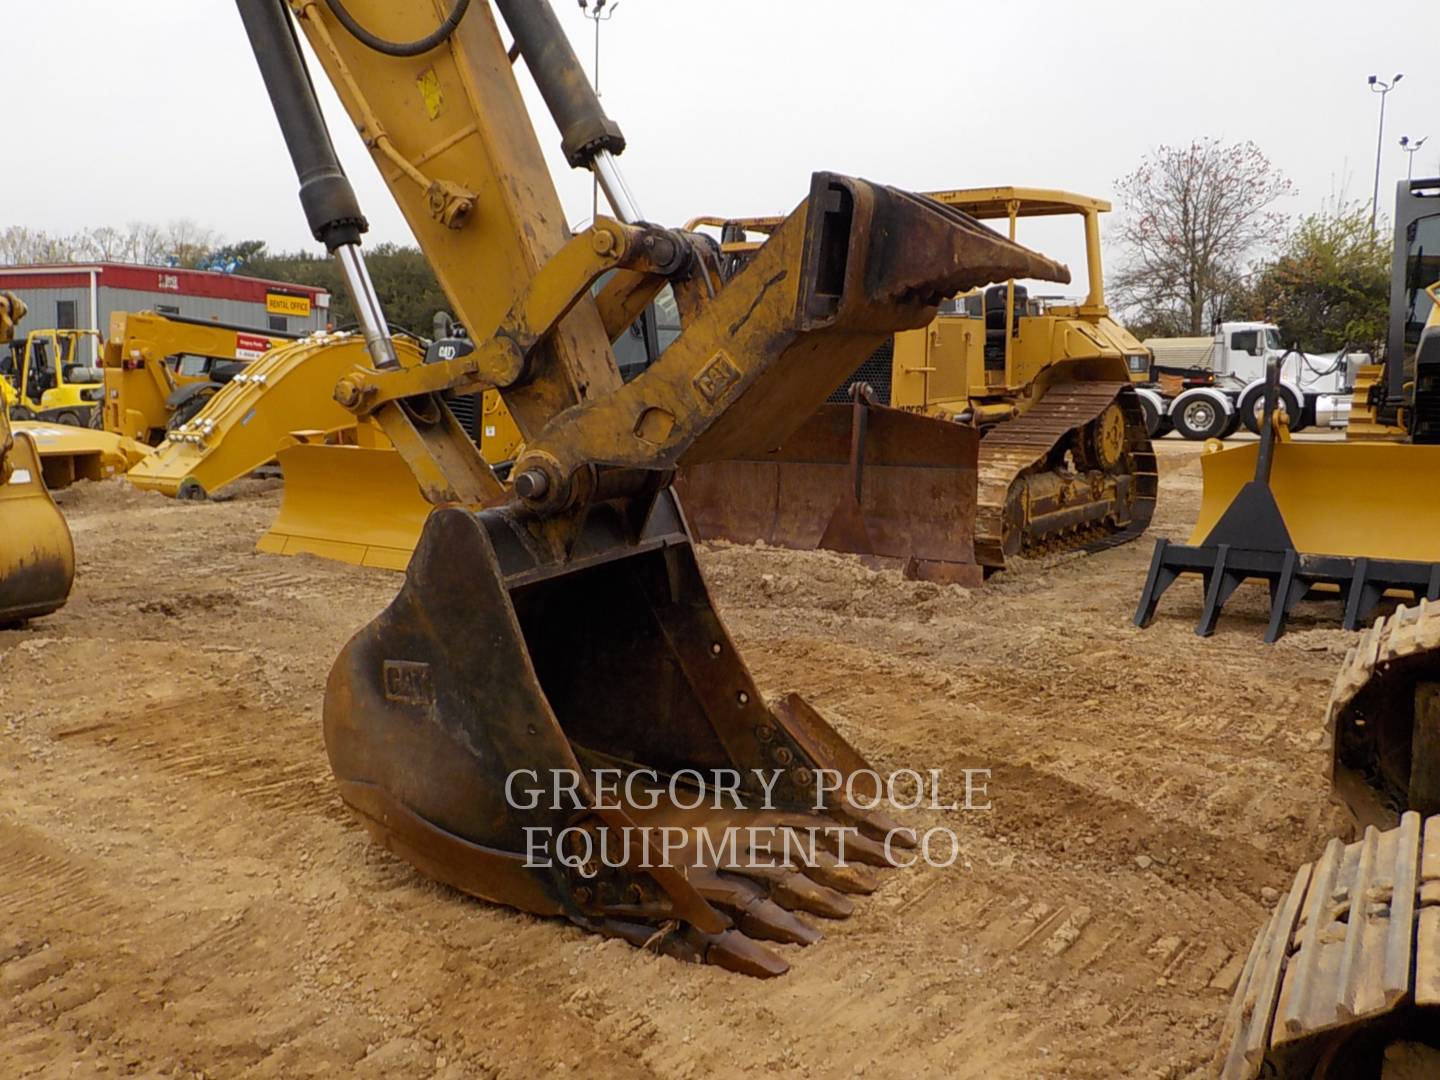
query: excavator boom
[{"left": 235, "top": 0, "right": 1066, "bottom": 974}]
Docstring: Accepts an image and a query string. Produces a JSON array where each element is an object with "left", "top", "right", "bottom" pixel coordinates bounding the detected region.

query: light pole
[
  {"left": 1400, "top": 135, "right": 1429, "bottom": 182},
  {"left": 1368, "top": 73, "right": 1403, "bottom": 230},
  {"left": 578, "top": 0, "right": 619, "bottom": 222}
]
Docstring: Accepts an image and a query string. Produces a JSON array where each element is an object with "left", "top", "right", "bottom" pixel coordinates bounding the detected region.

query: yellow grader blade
[
  {"left": 0, "top": 429, "right": 75, "bottom": 625},
  {"left": 12, "top": 421, "right": 153, "bottom": 490},
  {"left": 257, "top": 436, "right": 432, "bottom": 571},
  {"left": 127, "top": 335, "right": 417, "bottom": 499}
]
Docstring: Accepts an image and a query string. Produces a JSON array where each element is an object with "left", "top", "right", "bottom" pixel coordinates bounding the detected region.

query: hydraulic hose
[{"left": 323, "top": 0, "right": 470, "bottom": 57}]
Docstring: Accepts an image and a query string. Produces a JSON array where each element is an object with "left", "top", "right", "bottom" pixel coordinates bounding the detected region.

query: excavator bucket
[
  {"left": 1136, "top": 362, "right": 1440, "bottom": 640},
  {"left": 257, "top": 431, "right": 432, "bottom": 570},
  {"left": 677, "top": 388, "right": 982, "bottom": 584},
  {"left": 330, "top": 492, "right": 910, "bottom": 977},
  {"left": 0, "top": 430, "right": 75, "bottom": 625}
]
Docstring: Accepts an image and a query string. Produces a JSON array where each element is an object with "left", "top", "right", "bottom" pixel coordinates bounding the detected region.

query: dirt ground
[{"left": 1, "top": 438, "right": 1360, "bottom": 1079}]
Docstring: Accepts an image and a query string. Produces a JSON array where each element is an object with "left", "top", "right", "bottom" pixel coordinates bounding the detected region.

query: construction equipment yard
[{"left": 1, "top": 436, "right": 1353, "bottom": 1080}]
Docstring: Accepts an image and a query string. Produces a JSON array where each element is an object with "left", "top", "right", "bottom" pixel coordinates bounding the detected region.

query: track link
[{"left": 974, "top": 382, "right": 1157, "bottom": 569}]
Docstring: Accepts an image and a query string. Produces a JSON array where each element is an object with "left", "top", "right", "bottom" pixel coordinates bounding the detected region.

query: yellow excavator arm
[{"left": 234, "top": 0, "right": 1067, "bottom": 975}]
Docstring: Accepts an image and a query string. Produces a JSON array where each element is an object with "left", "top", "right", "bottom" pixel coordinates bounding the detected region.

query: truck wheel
[
  {"left": 1170, "top": 391, "right": 1231, "bottom": 440},
  {"left": 1219, "top": 409, "right": 1242, "bottom": 439},
  {"left": 1239, "top": 384, "right": 1303, "bottom": 435},
  {"left": 1138, "top": 394, "right": 1164, "bottom": 438},
  {"left": 52, "top": 410, "right": 82, "bottom": 427}
]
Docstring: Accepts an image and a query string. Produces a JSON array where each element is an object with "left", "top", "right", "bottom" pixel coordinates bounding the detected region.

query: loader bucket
[
  {"left": 676, "top": 395, "right": 982, "bottom": 585},
  {"left": 257, "top": 440, "right": 433, "bottom": 571},
  {"left": 12, "top": 421, "right": 153, "bottom": 489},
  {"left": 1136, "top": 438, "right": 1440, "bottom": 640},
  {"left": 0, "top": 431, "right": 75, "bottom": 624},
  {"left": 325, "top": 489, "right": 909, "bottom": 977}
]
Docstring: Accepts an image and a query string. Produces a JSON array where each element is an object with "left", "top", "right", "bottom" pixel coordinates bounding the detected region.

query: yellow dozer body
[
  {"left": 0, "top": 292, "right": 74, "bottom": 624},
  {"left": 677, "top": 188, "right": 1157, "bottom": 577},
  {"left": 99, "top": 309, "right": 291, "bottom": 445},
  {"left": 235, "top": 0, "right": 1071, "bottom": 977},
  {"left": 1135, "top": 178, "right": 1440, "bottom": 640}
]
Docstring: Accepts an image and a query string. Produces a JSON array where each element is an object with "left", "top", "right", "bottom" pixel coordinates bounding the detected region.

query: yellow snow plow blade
[
  {"left": 1192, "top": 440, "right": 1440, "bottom": 562},
  {"left": 126, "top": 334, "right": 417, "bottom": 499},
  {"left": 12, "top": 421, "right": 153, "bottom": 489},
  {"left": 256, "top": 429, "right": 433, "bottom": 571}
]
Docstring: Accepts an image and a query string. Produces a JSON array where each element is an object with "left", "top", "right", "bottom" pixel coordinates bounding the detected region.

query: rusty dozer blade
[
  {"left": 1135, "top": 357, "right": 1440, "bottom": 641},
  {"left": 677, "top": 384, "right": 982, "bottom": 585}
]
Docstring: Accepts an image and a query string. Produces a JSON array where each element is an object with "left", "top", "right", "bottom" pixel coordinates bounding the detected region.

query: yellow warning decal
[{"left": 417, "top": 68, "right": 444, "bottom": 120}]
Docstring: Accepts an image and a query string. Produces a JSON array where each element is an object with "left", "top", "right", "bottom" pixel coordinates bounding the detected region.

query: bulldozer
[
  {"left": 231, "top": 0, "right": 1068, "bottom": 974},
  {"left": 97, "top": 309, "right": 295, "bottom": 444},
  {"left": 0, "top": 291, "right": 75, "bottom": 625},
  {"left": 1136, "top": 177, "right": 1440, "bottom": 641},
  {"left": 676, "top": 188, "right": 1157, "bottom": 578}
]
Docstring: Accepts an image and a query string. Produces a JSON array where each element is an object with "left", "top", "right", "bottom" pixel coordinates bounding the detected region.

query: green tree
[{"left": 1249, "top": 198, "right": 1391, "bottom": 354}]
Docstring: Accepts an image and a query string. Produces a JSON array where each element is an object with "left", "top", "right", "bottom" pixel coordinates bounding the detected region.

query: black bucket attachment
[{"left": 325, "top": 489, "right": 910, "bottom": 976}]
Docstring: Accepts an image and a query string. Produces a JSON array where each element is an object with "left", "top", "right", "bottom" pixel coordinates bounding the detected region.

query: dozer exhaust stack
[{"left": 237, "top": 0, "right": 1070, "bottom": 975}]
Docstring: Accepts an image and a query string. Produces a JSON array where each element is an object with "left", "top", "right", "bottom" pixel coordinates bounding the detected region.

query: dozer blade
[
  {"left": 1137, "top": 437, "right": 1440, "bottom": 641},
  {"left": 0, "top": 431, "right": 75, "bottom": 625},
  {"left": 677, "top": 395, "right": 982, "bottom": 585},
  {"left": 327, "top": 492, "right": 912, "bottom": 977},
  {"left": 257, "top": 440, "right": 433, "bottom": 571}
]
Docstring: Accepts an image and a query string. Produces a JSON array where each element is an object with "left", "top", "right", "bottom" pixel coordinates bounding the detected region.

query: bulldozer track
[
  {"left": 974, "top": 382, "right": 1158, "bottom": 568},
  {"left": 1327, "top": 598, "right": 1440, "bottom": 727}
]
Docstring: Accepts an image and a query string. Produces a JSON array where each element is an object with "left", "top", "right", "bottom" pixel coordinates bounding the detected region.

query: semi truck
[{"left": 1133, "top": 320, "right": 1358, "bottom": 439}]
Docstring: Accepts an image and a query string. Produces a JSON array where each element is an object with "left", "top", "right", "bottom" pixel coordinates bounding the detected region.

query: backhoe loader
[
  {"left": 676, "top": 189, "right": 1156, "bottom": 579},
  {"left": 1135, "top": 177, "right": 1440, "bottom": 641},
  {"left": 0, "top": 291, "right": 75, "bottom": 624},
  {"left": 232, "top": 0, "right": 1066, "bottom": 975}
]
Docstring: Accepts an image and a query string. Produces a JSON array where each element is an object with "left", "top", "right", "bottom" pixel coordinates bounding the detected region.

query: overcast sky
[{"left": 8, "top": 0, "right": 1438, "bottom": 296}]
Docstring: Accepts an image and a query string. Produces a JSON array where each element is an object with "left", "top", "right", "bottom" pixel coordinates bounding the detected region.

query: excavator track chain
[
  {"left": 1218, "top": 812, "right": 1440, "bottom": 1080},
  {"left": 974, "top": 381, "right": 1157, "bottom": 569},
  {"left": 1328, "top": 599, "right": 1440, "bottom": 830}
]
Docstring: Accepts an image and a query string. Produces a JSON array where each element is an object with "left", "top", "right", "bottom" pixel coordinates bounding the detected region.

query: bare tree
[{"left": 1111, "top": 138, "right": 1292, "bottom": 336}]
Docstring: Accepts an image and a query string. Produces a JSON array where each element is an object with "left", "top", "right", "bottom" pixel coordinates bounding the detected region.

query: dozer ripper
[
  {"left": 676, "top": 188, "right": 1156, "bottom": 579},
  {"left": 0, "top": 291, "right": 75, "bottom": 625},
  {"left": 1136, "top": 177, "right": 1440, "bottom": 641},
  {"left": 233, "top": 0, "right": 1066, "bottom": 974}
]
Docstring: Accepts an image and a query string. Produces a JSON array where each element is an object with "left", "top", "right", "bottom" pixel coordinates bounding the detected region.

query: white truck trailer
[{"left": 1133, "top": 321, "right": 1358, "bottom": 440}]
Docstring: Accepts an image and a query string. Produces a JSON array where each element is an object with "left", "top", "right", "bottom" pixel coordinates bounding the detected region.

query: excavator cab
[{"left": 233, "top": 0, "right": 1069, "bottom": 975}]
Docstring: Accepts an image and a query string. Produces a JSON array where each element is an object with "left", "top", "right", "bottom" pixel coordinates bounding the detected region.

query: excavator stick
[
  {"left": 676, "top": 386, "right": 982, "bottom": 584},
  {"left": 1135, "top": 359, "right": 1440, "bottom": 641},
  {"left": 0, "top": 428, "right": 76, "bottom": 626},
  {"left": 236, "top": 0, "right": 1067, "bottom": 974}
]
